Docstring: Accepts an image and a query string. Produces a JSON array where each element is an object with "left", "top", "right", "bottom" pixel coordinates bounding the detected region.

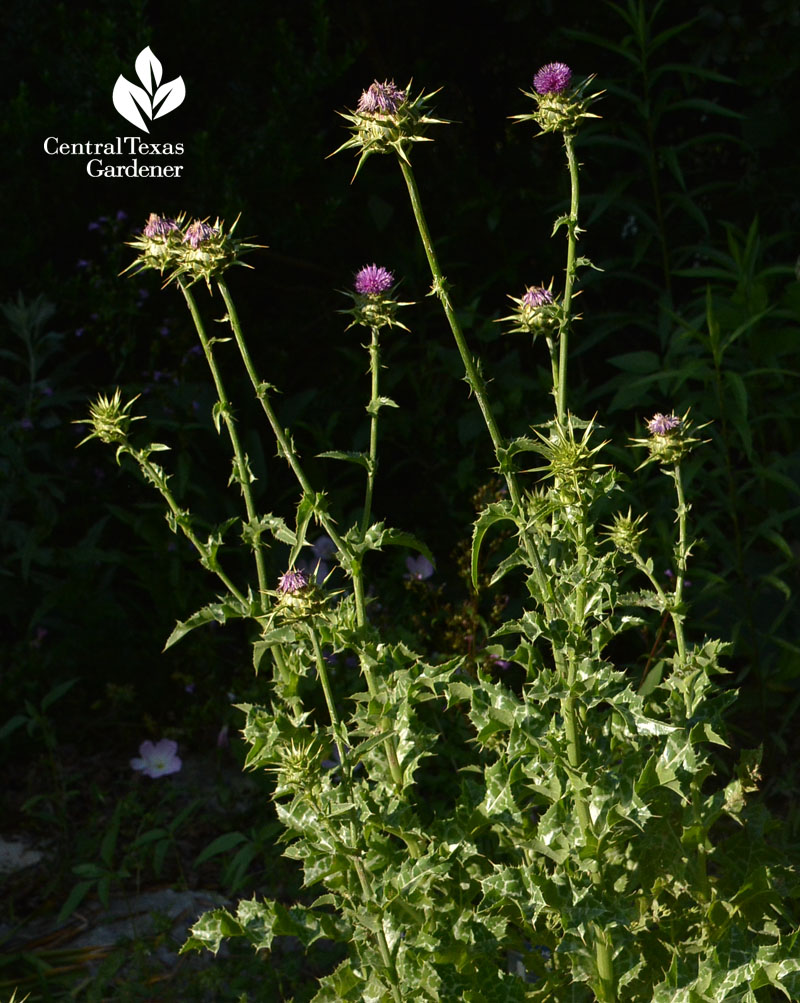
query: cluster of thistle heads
[
  {"left": 126, "top": 212, "right": 261, "bottom": 289},
  {"left": 123, "top": 63, "right": 691, "bottom": 598}
]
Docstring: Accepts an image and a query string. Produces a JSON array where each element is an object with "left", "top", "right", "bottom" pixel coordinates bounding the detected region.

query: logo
[
  {"left": 112, "top": 46, "right": 185, "bottom": 133},
  {"left": 43, "top": 44, "right": 186, "bottom": 178}
]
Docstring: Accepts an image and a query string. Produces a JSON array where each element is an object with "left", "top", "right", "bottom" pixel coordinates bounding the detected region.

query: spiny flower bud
[
  {"left": 332, "top": 78, "right": 448, "bottom": 178},
  {"left": 274, "top": 736, "right": 327, "bottom": 796},
  {"left": 341, "top": 264, "right": 413, "bottom": 330},
  {"left": 77, "top": 389, "right": 143, "bottom": 446},
  {"left": 527, "top": 415, "right": 609, "bottom": 504},
  {"left": 500, "top": 283, "right": 560, "bottom": 336},
  {"left": 513, "top": 64, "right": 602, "bottom": 136},
  {"left": 603, "top": 509, "right": 646, "bottom": 556}
]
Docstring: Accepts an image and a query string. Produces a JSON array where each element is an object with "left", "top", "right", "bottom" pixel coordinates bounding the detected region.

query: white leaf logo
[{"left": 113, "top": 46, "right": 185, "bottom": 132}]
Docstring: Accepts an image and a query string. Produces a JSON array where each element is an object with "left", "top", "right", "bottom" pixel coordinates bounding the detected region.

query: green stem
[
  {"left": 563, "top": 506, "right": 590, "bottom": 835},
  {"left": 216, "top": 278, "right": 350, "bottom": 557},
  {"left": 133, "top": 450, "right": 248, "bottom": 605},
  {"left": 397, "top": 157, "right": 556, "bottom": 613},
  {"left": 308, "top": 629, "right": 401, "bottom": 1001},
  {"left": 360, "top": 325, "right": 381, "bottom": 537},
  {"left": 309, "top": 626, "right": 349, "bottom": 774},
  {"left": 631, "top": 548, "right": 685, "bottom": 666},
  {"left": 217, "top": 278, "right": 404, "bottom": 787},
  {"left": 593, "top": 923, "right": 616, "bottom": 1003},
  {"left": 352, "top": 856, "right": 403, "bottom": 1003},
  {"left": 557, "top": 134, "right": 580, "bottom": 425},
  {"left": 563, "top": 661, "right": 592, "bottom": 838},
  {"left": 672, "top": 463, "right": 689, "bottom": 666},
  {"left": 180, "top": 279, "right": 268, "bottom": 605},
  {"left": 545, "top": 335, "right": 559, "bottom": 404}
]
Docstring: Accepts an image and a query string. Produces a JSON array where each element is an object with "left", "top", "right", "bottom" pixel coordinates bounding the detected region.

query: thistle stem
[
  {"left": 557, "top": 133, "right": 580, "bottom": 425},
  {"left": 671, "top": 462, "right": 689, "bottom": 666},
  {"left": 217, "top": 278, "right": 404, "bottom": 787},
  {"left": 631, "top": 545, "right": 685, "bottom": 668},
  {"left": 309, "top": 626, "right": 349, "bottom": 774},
  {"left": 593, "top": 924, "right": 617, "bottom": 1002},
  {"left": 309, "top": 628, "right": 402, "bottom": 1001},
  {"left": 360, "top": 325, "right": 381, "bottom": 537},
  {"left": 180, "top": 279, "right": 268, "bottom": 605},
  {"left": 352, "top": 855, "right": 403, "bottom": 1002},
  {"left": 216, "top": 278, "right": 354, "bottom": 586},
  {"left": 563, "top": 674, "right": 592, "bottom": 838},
  {"left": 132, "top": 449, "right": 248, "bottom": 605},
  {"left": 397, "top": 157, "right": 556, "bottom": 613}
]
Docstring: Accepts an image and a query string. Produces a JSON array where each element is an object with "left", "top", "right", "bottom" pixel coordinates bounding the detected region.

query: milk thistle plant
[{"left": 80, "top": 66, "right": 800, "bottom": 1002}]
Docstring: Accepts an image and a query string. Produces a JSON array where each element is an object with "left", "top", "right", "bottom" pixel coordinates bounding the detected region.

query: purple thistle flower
[
  {"left": 183, "top": 220, "right": 218, "bottom": 248},
  {"left": 533, "top": 62, "right": 573, "bottom": 95},
  {"left": 142, "top": 213, "right": 179, "bottom": 238},
  {"left": 278, "top": 568, "right": 309, "bottom": 594},
  {"left": 357, "top": 80, "right": 406, "bottom": 115},
  {"left": 354, "top": 263, "right": 394, "bottom": 296},
  {"left": 647, "top": 413, "right": 681, "bottom": 436},
  {"left": 522, "top": 285, "right": 554, "bottom": 308}
]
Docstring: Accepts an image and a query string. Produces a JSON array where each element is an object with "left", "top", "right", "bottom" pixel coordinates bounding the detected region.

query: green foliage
[
  {"left": 605, "top": 218, "right": 800, "bottom": 747},
  {"left": 75, "top": 19, "right": 800, "bottom": 1003}
]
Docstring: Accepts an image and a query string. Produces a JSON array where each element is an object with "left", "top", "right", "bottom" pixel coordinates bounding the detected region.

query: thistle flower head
[
  {"left": 143, "top": 213, "right": 179, "bottom": 238},
  {"left": 127, "top": 212, "right": 185, "bottom": 272},
  {"left": 512, "top": 65, "right": 602, "bottom": 136},
  {"left": 354, "top": 264, "right": 394, "bottom": 295},
  {"left": 278, "top": 568, "right": 309, "bottom": 594},
  {"left": 182, "top": 220, "right": 219, "bottom": 248},
  {"left": 522, "top": 285, "right": 555, "bottom": 308},
  {"left": 647, "top": 413, "right": 681, "bottom": 436},
  {"left": 266, "top": 564, "right": 334, "bottom": 624},
  {"left": 357, "top": 80, "right": 406, "bottom": 115},
  {"left": 500, "top": 283, "right": 560, "bottom": 336},
  {"left": 633, "top": 410, "right": 704, "bottom": 467},
  {"left": 341, "top": 264, "right": 413, "bottom": 330},
  {"left": 124, "top": 213, "right": 263, "bottom": 290},
  {"left": 331, "top": 79, "right": 449, "bottom": 179},
  {"left": 534, "top": 62, "right": 573, "bottom": 95}
]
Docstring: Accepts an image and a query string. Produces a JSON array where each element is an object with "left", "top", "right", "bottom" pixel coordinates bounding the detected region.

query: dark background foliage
[{"left": 2, "top": 0, "right": 799, "bottom": 877}]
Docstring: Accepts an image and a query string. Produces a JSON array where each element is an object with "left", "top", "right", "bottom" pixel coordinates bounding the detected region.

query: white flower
[{"left": 130, "top": 738, "right": 182, "bottom": 778}]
